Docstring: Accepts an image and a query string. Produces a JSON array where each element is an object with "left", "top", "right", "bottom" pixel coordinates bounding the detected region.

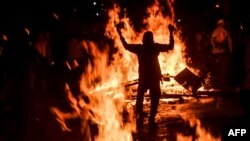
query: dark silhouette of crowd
[{"left": 0, "top": 9, "right": 97, "bottom": 141}]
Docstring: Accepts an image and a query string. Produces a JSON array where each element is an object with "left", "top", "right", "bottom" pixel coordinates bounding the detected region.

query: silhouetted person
[
  {"left": 210, "top": 19, "right": 233, "bottom": 54},
  {"left": 210, "top": 19, "right": 233, "bottom": 89},
  {"left": 0, "top": 28, "right": 73, "bottom": 141},
  {"left": 116, "top": 23, "right": 175, "bottom": 129}
]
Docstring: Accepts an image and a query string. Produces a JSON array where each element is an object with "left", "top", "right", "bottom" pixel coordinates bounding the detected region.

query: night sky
[
  {"left": 0, "top": 0, "right": 249, "bottom": 42},
  {"left": 0, "top": 1, "right": 250, "bottom": 140}
]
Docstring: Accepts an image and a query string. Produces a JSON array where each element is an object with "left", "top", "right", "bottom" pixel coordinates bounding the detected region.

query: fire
[
  {"left": 105, "top": 1, "right": 186, "bottom": 80},
  {"left": 105, "top": 0, "right": 189, "bottom": 94},
  {"left": 177, "top": 116, "right": 221, "bottom": 141},
  {"left": 52, "top": 40, "right": 136, "bottom": 141},
  {"left": 50, "top": 0, "right": 212, "bottom": 140},
  {"left": 80, "top": 40, "right": 136, "bottom": 140}
]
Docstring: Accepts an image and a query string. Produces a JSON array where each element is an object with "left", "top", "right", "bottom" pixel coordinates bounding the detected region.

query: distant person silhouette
[
  {"left": 210, "top": 19, "right": 233, "bottom": 88},
  {"left": 116, "top": 23, "right": 175, "bottom": 129},
  {"left": 210, "top": 19, "right": 233, "bottom": 54}
]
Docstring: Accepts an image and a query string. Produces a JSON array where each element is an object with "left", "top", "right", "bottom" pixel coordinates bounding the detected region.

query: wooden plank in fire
[
  {"left": 129, "top": 89, "right": 239, "bottom": 99},
  {"left": 129, "top": 93, "right": 206, "bottom": 99},
  {"left": 124, "top": 79, "right": 138, "bottom": 87},
  {"left": 124, "top": 73, "right": 174, "bottom": 87}
]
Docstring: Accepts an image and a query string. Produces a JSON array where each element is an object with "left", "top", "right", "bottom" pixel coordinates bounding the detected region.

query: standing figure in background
[
  {"left": 116, "top": 23, "right": 175, "bottom": 129},
  {"left": 239, "top": 16, "right": 250, "bottom": 120},
  {"left": 191, "top": 30, "right": 210, "bottom": 75},
  {"left": 210, "top": 19, "right": 233, "bottom": 89},
  {"left": 66, "top": 37, "right": 89, "bottom": 96}
]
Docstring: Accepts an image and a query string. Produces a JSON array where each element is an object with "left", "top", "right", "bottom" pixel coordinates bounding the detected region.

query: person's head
[
  {"left": 217, "top": 19, "right": 224, "bottom": 27},
  {"left": 142, "top": 31, "right": 154, "bottom": 45}
]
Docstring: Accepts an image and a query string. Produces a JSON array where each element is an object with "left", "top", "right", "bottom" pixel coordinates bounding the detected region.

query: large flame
[
  {"left": 52, "top": 40, "right": 136, "bottom": 141},
  {"left": 105, "top": 0, "right": 188, "bottom": 94},
  {"left": 51, "top": 0, "right": 218, "bottom": 141},
  {"left": 105, "top": 1, "right": 186, "bottom": 79}
]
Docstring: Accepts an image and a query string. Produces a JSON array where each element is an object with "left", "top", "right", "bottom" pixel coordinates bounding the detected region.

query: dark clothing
[
  {"left": 118, "top": 31, "right": 174, "bottom": 126},
  {"left": 132, "top": 44, "right": 169, "bottom": 126},
  {"left": 124, "top": 43, "right": 172, "bottom": 83},
  {"left": 137, "top": 80, "right": 161, "bottom": 122},
  {"left": 210, "top": 52, "right": 230, "bottom": 88}
]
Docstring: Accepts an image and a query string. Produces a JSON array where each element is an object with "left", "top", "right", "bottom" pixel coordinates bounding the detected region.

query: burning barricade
[{"left": 49, "top": 1, "right": 222, "bottom": 141}]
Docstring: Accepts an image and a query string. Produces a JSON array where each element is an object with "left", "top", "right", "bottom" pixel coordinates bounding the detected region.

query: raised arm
[
  {"left": 115, "top": 23, "right": 139, "bottom": 53},
  {"left": 157, "top": 24, "right": 175, "bottom": 52}
]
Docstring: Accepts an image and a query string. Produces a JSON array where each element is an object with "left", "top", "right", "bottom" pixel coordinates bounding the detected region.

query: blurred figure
[
  {"left": 116, "top": 23, "right": 175, "bottom": 129},
  {"left": 210, "top": 19, "right": 233, "bottom": 88},
  {"left": 190, "top": 30, "right": 210, "bottom": 76},
  {"left": 0, "top": 29, "right": 57, "bottom": 141},
  {"left": 33, "top": 31, "right": 51, "bottom": 61},
  {"left": 211, "top": 19, "right": 233, "bottom": 54},
  {"left": 65, "top": 37, "right": 89, "bottom": 96},
  {"left": 66, "top": 38, "right": 85, "bottom": 70},
  {"left": 239, "top": 16, "right": 250, "bottom": 119}
]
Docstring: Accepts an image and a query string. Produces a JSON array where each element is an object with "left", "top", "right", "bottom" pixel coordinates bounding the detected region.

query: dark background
[
  {"left": 1, "top": 0, "right": 249, "bottom": 82},
  {"left": 0, "top": 0, "right": 249, "bottom": 37},
  {"left": 1, "top": 0, "right": 249, "bottom": 81},
  {"left": 0, "top": 1, "right": 250, "bottom": 141}
]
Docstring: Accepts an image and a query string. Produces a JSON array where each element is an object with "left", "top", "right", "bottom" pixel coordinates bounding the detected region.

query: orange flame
[
  {"left": 105, "top": 0, "right": 188, "bottom": 93},
  {"left": 51, "top": 0, "right": 212, "bottom": 141},
  {"left": 177, "top": 116, "right": 221, "bottom": 141},
  {"left": 79, "top": 40, "right": 136, "bottom": 141}
]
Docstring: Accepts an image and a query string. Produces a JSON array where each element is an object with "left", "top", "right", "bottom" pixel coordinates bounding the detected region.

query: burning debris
[
  {"left": 51, "top": 83, "right": 135, "bottom": 141},
  {"left": 49, "top": 0, "right": 225, "bottom": 141},
  {"left": 174, "top": 68, "right": 203, "bottom": 96},
  {"left": 1, "top": 0, "right": 249, "bottom": 141}
]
